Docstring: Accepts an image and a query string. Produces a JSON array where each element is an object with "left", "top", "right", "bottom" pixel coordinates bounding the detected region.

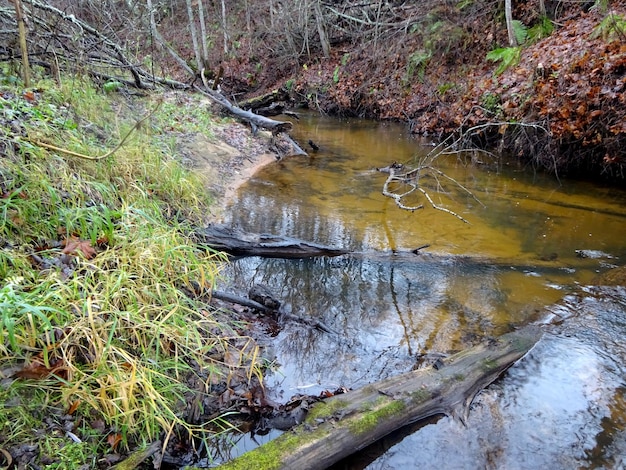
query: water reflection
[
  {"left": 226, "top": 254, "right": 560, "bottom": 398},
  {"left": 351, "top": 287, "right": 626, "bottom": 470},
  {"left": 219, "top": 112, "right": 626, "bottom": 468}
]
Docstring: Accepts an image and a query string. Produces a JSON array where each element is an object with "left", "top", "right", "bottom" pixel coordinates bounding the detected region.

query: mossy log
[
  {"left": 214, "top": 326, "right": 542, "bottom": 470},
  {"left": 237, "top": 88, "right": 291, "bottom": 111}
]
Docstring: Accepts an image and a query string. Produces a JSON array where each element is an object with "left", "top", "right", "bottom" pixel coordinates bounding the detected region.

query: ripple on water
[{"left": 359, "top": 287, "right": 626, "bottom": 470}]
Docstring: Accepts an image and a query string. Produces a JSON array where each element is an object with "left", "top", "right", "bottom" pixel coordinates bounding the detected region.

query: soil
[
  {"left": 178, "top": 128, "right": 276, "bottom": 222},
  {"left": 166, "top": 94, "right": 279, "bottom": 222}
]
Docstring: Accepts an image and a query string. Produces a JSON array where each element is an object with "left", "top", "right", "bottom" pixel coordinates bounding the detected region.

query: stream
[{"left": 215, "top": 113, "right": 626, "bottom": 469}]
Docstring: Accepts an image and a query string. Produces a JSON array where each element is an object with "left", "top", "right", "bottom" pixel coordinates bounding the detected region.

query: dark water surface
[{"left": 217, "top": 113, "right": 626, "bottom": 469}]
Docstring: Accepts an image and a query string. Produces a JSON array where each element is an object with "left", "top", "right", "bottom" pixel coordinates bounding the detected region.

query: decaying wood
[
  {"left": 111, "top": 440, "right": 161, "bottom": 470},
  {"left": 194, "top": 84, "right": 294, "bottom": 136},
  {"left": 237, "top": 88, "right": 291, "bottom": 111},
  {"left": 214, "top": 326, "right": 542, "bottom": 470},
  {"left": 195, "top": 225, "right": 348, "bottom": 258}
]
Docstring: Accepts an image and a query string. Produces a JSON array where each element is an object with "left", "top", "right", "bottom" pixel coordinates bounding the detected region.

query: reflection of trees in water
[{"left": 225, "top": 255, "right": 509, "bottom": 392}]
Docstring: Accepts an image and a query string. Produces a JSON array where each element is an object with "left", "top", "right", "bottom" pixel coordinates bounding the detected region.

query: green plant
[
  {"left": 591, "top": 13, "right": 626, "bottom": 42},
  {"left": 480, "top": 92, "right": 502, "bottom": 115},
  {"left": 102, "top": 80, "right": 122, "bottom": 93},
  {"left": 486, "top": 46, "right": 521, "bottom": 76},
  {"left": 405, "top": 49, "right": 432, "bottom": 83},
  {"left": 333, "top": 65, "right": 340, "bottom": 84},
  {"left": 511, "top": 20, "right": 528, "bottom": 45},
  {"left": 527, "top": 16, "right": 554, "bottom": 43},
  {"left": 0, "top": 77, "right": 265, "bottom": 461},
  {"left": 285, "top": 78, "right": 295, "bottom": 91},
  {"left": 0, "top": 278, "right": 55, "bottom": 354},
  {"left": 437, "top": 82, "right": 457, "bottom": 96},
  {"left": 42, "top": 442, "right": 93, "bottom": 469},
  {"left": 592, "top": 0, "right": 610, "bottom": 13}
]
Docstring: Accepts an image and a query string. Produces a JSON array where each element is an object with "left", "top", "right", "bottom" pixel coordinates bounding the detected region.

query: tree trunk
[
  {"left": 147, "top": 0, "right": 195, "bottom": 77},
  {"left": 505, "top": 0, "right": 517, "bottom": 46},
  {"left": 13, "top": 0, "right": 31, "bottom": 87},
  {"left": 214, "top": 326, "right": 542, "bottom": 470},
  {"left": 221, "top": 0, "right": 229, "bottom": 55},
  {"left": 186, "top": 0, "right": 202, "bottom": 71},
  {"left": 314, "top": 1, "right": 330, "bottom": 58},
  {"left": 197, "top": 0, "right": 209, "bottom": 65}
]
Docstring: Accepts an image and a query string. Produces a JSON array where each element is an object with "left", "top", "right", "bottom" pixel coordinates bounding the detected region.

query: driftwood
[
  {"left": 196, "top": 225, "right": 348, "bottom": 258},
  {"left": 211, "top": 289, "right": 339, "bottom": 335},
  {"left": 214, "top": 326, "right": 542, "bottom": 470},
  {"left": 194, "top": 79, "right": 307, "bottom": 158},
  {"left": 194, "top": 85, "right": 294, "bottom": 136}
]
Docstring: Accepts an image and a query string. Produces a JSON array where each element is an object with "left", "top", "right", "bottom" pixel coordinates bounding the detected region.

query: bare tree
[
  {"left": 198, "top": 0, "right": 209, "bottom": 64},
  {"left": 505, "top": 0, "right": 516, "bottom": 46},
  {"left": 12, "top": 0, "right": 30, "bottom": 87},
  {"left": 221, "top": 0, "right": 229, "bottom": 55},
  {"left": 186, "top": 0, "right": 203, "bottom": 70},
  {"left": 147, "top": 0, "right": 195, "bottom": 76},
  {"left": 314, "top": 0, "right": 330, "bottom": 57}
]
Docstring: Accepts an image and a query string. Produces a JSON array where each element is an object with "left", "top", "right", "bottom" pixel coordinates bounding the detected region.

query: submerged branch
[{"left": 381, "top": 117, "right": 550, "bottom": 220}]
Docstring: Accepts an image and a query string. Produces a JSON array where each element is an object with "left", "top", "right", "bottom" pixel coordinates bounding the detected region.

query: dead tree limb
[
  {"left": 214, "top": 325, "right": 542, "bottom": 470},
  {"left": 195, "top": 76, "right": 307, "bottom": 158},
  {"left": 194, "top": 84, "right": 294, "bottom": 136},
  {"left": 381, "top": 116, "right": 549, "bottom": 220},
  {"left": 195, "top": 225, "right": 347, "bottom": 258}
]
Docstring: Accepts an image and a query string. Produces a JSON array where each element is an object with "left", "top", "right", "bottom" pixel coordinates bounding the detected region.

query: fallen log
[
  {"left": 195, "top": 225, "right": 348, "bottom": 258},
  {"left": 237, "top": 88, "right": 291, "bottom": 111},
  {"left": 213, "top": 326, "right": 542, "bottom": 470},
  {"left": 194, "top": 85, "right": 294, "bottom": 136}
]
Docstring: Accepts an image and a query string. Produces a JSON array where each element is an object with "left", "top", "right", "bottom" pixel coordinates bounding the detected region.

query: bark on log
[
  {"left": 194, "top": 85, "right": 294, "bottom": 136},
  {"left": 238, "top": 88, "right": 291, "bottom": 111},
  {"left": 214, "top": 326, "right": 542, "bottom": 470},
  {"left": 195, "top": 225, "right": 348, "bottom": 258}
]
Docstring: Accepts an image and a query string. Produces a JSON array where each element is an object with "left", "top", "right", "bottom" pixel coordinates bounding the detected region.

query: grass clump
[{"left": 0, "top": 74, "right": 262, "bottom": 466}]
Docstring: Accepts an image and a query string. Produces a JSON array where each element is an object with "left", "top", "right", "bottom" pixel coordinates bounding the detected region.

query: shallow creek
[{"left": 216, "top": 113, "right": 626, "bottom": 469}]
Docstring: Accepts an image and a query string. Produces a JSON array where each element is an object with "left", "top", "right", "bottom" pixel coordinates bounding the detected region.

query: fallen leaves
[
  {"left": 12, "top": 356, "right": 67, "bottom": 380},
  {"left": 61, "top": 236, "right": 97, "bottom": 259}
]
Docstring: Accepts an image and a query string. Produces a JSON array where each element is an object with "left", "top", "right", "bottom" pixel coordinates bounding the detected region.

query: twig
[
  {"left": 381, "top": 116, "right": 550, "bottom": 221},
  {"left": 25, "top": 99, "right": 163, "bottom": 161}
]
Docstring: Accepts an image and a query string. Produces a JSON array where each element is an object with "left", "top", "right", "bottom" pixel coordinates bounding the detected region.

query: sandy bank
[{"left": 176, "top": 121, "right": 278, "bottom": 222}]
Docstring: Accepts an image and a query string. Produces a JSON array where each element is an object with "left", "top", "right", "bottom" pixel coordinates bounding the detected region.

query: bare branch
[{"left": 380, "top": 116, "right": 550, "bottom": 222}]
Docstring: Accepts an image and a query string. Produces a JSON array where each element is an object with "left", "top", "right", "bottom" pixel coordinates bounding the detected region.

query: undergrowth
[{"left": 0, "top": 72, "right": 262, "bottom": 466}]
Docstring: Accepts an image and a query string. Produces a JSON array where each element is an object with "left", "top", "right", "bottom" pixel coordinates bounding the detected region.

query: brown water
[{"left": 217, "top": 113, "right": 626, "bottom": 469}]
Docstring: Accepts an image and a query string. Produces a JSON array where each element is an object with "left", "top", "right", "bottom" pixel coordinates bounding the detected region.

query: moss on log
[{"left": 212, "top": 326, "right": 542, "bottom": 470}]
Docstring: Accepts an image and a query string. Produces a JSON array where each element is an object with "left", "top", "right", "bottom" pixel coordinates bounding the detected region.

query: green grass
[{"left": 0, "top": 73, "right": 263, "bottom": 465}]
